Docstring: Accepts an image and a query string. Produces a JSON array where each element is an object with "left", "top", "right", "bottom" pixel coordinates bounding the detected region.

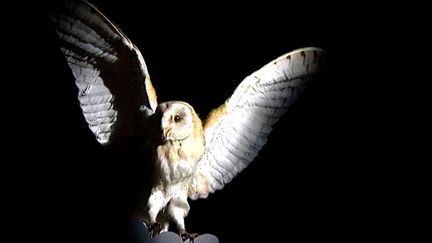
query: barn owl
[{"left": 48, "top": 0, "right": 326, "bottom": 240}]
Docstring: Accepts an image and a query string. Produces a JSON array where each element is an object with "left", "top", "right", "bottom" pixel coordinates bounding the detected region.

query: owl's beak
[
  {"left": 162, "top": 127, "right": 172, "bottom": 141},
  {"left": 161, "top": 126, "right": 188, "bottom": 142}
]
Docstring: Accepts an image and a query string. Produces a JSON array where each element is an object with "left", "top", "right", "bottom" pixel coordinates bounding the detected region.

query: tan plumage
[
  {"left": 48, "top": 0, "right": 326, "bottom": 240},
  {"left": 145, "top": 76, "right": 158, "bottom": 111},
  {"left": 203, "top": 102, "right": 228, "bottom": 132}
]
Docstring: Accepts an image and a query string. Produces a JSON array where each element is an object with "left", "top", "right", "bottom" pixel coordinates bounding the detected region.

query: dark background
[{"left": 9, "top": 0, "right": 412, "bottom": 242}]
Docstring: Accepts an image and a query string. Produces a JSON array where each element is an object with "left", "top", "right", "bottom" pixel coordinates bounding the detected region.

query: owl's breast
[{"left": 156, "top": 141, "right": 203, "bottom": 184}]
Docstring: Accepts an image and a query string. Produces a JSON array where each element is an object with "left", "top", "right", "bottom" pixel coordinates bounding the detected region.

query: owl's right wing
[
  {"left": 189, "top": 47, "right": 326, "bottom": 199},
  {"left": 48, "top": 0, "right": 157, "bottom": 146}
]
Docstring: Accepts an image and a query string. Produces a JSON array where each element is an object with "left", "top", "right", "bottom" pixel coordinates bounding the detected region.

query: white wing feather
[
  {"left": 190, "top": 47, "right": 325, "bottom": 199},
  {"left": 48, "top": 0, "right": 157, "bottom": 146}
]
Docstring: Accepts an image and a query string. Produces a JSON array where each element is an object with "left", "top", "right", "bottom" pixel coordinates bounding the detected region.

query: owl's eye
[{"left": 174, "top": 115, "right": 182, "bottom": 123}]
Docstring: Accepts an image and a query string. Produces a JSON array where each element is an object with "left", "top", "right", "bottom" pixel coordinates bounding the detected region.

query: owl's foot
[
  {"left": 179, "top": 229, "right": 199, "bottom": 241},
  {"left": 147, "top": 222, "right": 162, "bottom": 238}
]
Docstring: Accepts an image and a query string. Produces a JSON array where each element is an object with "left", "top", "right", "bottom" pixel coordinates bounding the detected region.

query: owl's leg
[
  {"left": 147, "top": 218, "right": 169, "bottom": 237},
  {"left": 155, "top": 211, "right": 170, "bottom": 232},
  {"left": 167, "top": 197, "right": 198, "bottom": 240},
  {"left": 161, "top": 221, "right": 169, "bottom": 232},
  {"left": 147, "top": 222, "right": 161, "bottom": 238},
  {"left": 147, "top": 189, "right": 165, "bottom": 237}
]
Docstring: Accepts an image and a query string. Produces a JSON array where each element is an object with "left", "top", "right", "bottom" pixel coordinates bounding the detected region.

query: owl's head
[{"left": 155, "top": 101, "right": 203, "bottom": 142}]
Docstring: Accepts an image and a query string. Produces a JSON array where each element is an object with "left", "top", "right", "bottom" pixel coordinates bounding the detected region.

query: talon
[
  {"left": 179, "top": 229, "right": 199, "bottom": 241},
  {"left": 147, "top": 222, "right": 162, "bottom": 238}
]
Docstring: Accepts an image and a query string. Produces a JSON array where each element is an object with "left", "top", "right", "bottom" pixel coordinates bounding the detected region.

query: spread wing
[
  {"left": 48, "top": 0, "right": 157, "bottom": 146},
  {"left": 189, "top": 47, "right": 326, "bottom": 199}
]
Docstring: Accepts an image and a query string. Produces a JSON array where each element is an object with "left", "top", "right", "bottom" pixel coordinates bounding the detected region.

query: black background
[{"left": 8, "top": 1, "right": 411, "bottom": 242}]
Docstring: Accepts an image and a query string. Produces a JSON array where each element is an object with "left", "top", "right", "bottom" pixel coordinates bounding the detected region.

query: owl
[{"left": 48, "top": 0, "right": 326, "bottom": 240}]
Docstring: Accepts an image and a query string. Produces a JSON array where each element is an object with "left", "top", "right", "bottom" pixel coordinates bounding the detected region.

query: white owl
[{"left": 48, "top": 0, "right": 326, "bottom": 240}]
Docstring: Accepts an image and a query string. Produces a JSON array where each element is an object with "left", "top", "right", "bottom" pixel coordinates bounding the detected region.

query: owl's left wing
[{"left": 189, "top": 47, "right": 326, "bottom": 199}]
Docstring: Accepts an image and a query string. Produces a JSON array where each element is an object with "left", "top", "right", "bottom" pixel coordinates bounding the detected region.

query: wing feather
[
  {"left": 189, "top": 47, "right": 325, "bottom": 199},
  {"left": 48, "top": 0, "right": 157, "bottom": 145}
]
